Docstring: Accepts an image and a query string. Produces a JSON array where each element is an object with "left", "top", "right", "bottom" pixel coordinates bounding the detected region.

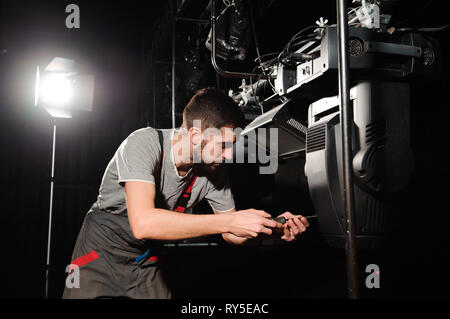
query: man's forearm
[
  {"left": 222, "top": 233, "right": 260, "bottom": 246},
  {"left": 133, "top": 208, "right": 232, "bottom": 240},
  {"left": 223, "top": 228, "right": 285, "bottom": 245}
]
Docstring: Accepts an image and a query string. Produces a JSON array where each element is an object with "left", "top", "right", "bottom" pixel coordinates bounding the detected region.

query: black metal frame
[
  {"left": 171, "top": 0, "right": 176, "bottom": 128},
  {"left": 336, "top": 0, "right": 359, "bottom": 299}
]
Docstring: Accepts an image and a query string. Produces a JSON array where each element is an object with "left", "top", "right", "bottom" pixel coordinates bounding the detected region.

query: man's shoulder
[
  {"left": 124, "top": 127, "right": 163, "bottom": 147},
  {"left": 128, "top": 127, "right": 159, "bottom": 140},
  {"left": 115, "top": 127, "right": 165, "bottom": 157},
  {"left": 127, "top": 127, "right": 173, "bottom": 143}
]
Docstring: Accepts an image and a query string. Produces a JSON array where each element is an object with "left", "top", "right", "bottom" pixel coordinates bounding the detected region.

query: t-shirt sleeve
[
  {"left": 204, "top": 173, "right": 235, "bottom": 213},
  {"left": 115, "top": 129, "right": 161, "bottom": 185}
]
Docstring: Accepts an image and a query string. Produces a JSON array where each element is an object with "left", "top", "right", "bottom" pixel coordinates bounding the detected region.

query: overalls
[{"left": 62, "top": 130, "right": 198, "bottom": 299}]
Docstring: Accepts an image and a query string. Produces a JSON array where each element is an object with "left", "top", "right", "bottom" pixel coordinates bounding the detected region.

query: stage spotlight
[{"left": 34, "top": 57, "right": 94, "bottom": 118}]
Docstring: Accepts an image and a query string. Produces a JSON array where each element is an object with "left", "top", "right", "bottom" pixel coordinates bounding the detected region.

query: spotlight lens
[{"left": 41, "top": 74, "right": 73, "bottom": 106}]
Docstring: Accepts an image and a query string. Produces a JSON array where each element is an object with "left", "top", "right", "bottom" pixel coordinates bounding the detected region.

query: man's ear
[{"left": 189, "top": 126, "right": 202, "bottom": 146}]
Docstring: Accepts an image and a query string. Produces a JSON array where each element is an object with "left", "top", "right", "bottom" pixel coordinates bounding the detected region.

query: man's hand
[
  {"left": 215, "top": 208, "right": 308, "bottom": 245},
  {"left": 276, "top": 211, "right": 310, "bottom": 242},
  {"left": 225, "top": 209, "right": 284, "bottom": 238}
]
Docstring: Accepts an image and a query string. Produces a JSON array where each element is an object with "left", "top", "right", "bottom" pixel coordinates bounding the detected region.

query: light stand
[
  {"left": 35, "top": 57, "right": 94, "bottom": 299},
  {"left": 44, "top": 119, "right": 56, "bottom": 299}
]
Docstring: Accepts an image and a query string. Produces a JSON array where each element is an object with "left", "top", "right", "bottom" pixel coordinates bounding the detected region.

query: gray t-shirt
[{"left": 92, "top": 127, "right": 235, "bottom": 215}]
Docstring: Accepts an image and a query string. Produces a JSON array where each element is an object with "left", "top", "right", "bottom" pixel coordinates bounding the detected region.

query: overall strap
[
  {"left": 173, "top": 167, "right": 198, "bottom": 213},
  {"left": 154, "top": 129, "right": 164, "bottom": 183},
  {"left": 156, "top": 128, "right": 198, "bottom": 213}
]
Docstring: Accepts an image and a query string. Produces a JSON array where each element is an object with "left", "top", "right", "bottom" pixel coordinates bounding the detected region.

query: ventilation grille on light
[
  {"left": 306, "top": 124, "right": 326, "bottom": 153},
  {"left": 422, "top": 47, "right": 435, "bottom": 66},
  {"left": 286, "top": 118, "right": 307, "bottom": 135},
  {"left": 362, "top": 196, "right": 387, "bottom": 233},
  {"left": 366, "top": 120, "right": 386, "bottom": 144},
  {"left": 349, "top": 37, "right": 364, "bottom": 57}
]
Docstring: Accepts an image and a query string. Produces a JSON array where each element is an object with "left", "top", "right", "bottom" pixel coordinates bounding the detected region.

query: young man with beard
[{"left": 63, "top": 87, "right": 310, "bottom": 299}]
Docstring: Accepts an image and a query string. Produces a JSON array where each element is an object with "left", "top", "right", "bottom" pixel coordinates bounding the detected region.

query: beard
[
  {"left": 200, "top": 162, "right": 222, "bottom": 174},
  {"left": 193, "top": 140, "right": 224, "bottom": 171}
]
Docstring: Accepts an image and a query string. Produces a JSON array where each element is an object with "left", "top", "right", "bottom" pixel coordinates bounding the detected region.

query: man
[{"left": 63, "top": 87, "right": 309, "bottom": 299}]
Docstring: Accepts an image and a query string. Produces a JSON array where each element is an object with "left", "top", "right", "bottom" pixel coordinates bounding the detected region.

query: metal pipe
[
  {"left": 248, "top": 0, "right": 262, "bottom": 65},
  {"left": 45, "top": 120, "right": 56, "bottom": 299},
  {"left": 210, "top": 0, "right": 271, "bottom": 80},
  {"left": 152, "top": 54, "right": 156, "bottom": 128},
  {"left": 336, "top": 0, "right": 359, "bottom": 299},
  {"left": 171, "top": 0, "right": 176, "bottom": 128}
]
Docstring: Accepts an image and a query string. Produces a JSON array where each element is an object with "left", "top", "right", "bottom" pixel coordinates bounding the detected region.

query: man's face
[{"left": 197, "top": 126, "right": 236, "bottom": 170}]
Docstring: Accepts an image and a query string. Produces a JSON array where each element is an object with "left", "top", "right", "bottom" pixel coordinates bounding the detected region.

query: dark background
[{"left": 0, "top": 0, "right": 448, "bottom": 299}]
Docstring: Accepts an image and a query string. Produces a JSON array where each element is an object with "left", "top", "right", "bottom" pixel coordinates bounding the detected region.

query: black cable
[
  {"left": 253, "top": 52, "right": 279, "bottom": 63},
  {"left": 279, "top": 25, "right": 324, "bottom": 67},
  {"left": 248, "top": 0, "right": 263, "bottom": 66},
  {"left": 289, "top": 36, "right": 321, "bottom": 51},
  {"left": 286, "top": 28, "right": 323, "bottom": 47},
  {"left": 260, "top": 55, "right": 280, "bottom": 67},
  {"left": 286, "top": 26, "right": 320, "bottom": 46},
  {"left": 287, "top": 32, "right": 319, "bottom": 50},
  {"left": 279, "top": 37, "right": 321, "bottom": 67},
  {"left": 395, "top": 24, "right": 449, "bottom": 32},
  {"left": 249, "top": 64, "right": 261, "bottom": 103},
  {"left": 255, "top": 26, "right": 324, "bottom": 68}
]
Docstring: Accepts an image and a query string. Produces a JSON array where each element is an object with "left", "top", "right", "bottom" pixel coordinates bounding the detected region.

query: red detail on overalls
[
  {"left": 69, "top": 250, "right": 99, "bottom": 273},
  {"left": 149, "top": 256, "right": 159, "bottom": 262},
  {"left": 185, "top": 175, "right": 197, "bottom": 193},
  {"left": 173, "top": 172, "right": 198, "bottom": 213}
]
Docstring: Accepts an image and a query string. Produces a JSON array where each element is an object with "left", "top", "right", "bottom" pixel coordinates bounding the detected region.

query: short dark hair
[{"left": 182, "top": 87, "right": 245, "bottom": 131}]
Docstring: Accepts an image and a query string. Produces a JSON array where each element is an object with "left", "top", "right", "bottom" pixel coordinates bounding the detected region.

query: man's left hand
[{"left": 275, "top": 211, "right": 310, "bottom": 242}]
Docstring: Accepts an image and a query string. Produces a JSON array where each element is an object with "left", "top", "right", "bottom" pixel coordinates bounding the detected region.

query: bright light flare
[{"left": 40, "top": 74, "right": 73, "bottom": 107}]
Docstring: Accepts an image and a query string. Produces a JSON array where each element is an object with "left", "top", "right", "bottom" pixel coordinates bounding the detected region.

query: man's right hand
[{"left": 225, "top": 209, "right": 284, "bottom": 238}]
